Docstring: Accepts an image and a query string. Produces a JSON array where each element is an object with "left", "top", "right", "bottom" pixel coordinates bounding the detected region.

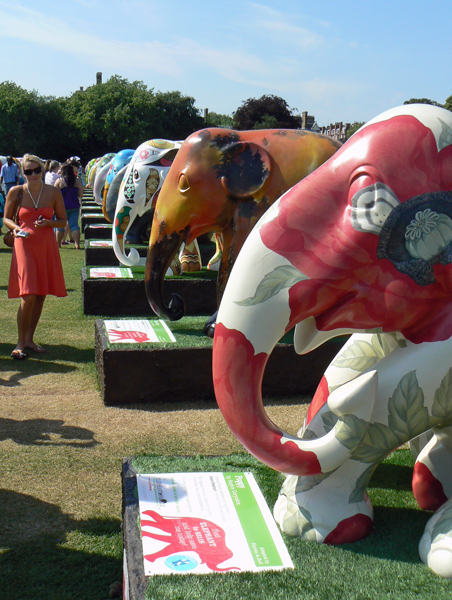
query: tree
[
  {"left": 63, "top": 76, "right": 204, "bottom": 160},
  {"left": 233, "top": 94, "right": 302, "bottom": 130},
  {"left": 0, "top": 81, "right": 71, "bottom": 158},
  {"left": 346, "top": 122, "right": 365, "bottom": 140},
  {"left": 204, "top": 111, "right": 234, "bottom": 128},
  {"left": 151, "top": 90, "right": 204, "bottom": 140},
  {"left": 404, "top": 98, "right": 443, "bottom": 107}
]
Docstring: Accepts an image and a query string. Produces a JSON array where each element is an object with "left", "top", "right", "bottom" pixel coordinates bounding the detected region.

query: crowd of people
[{"left": 2, "top": 154, "right": 85, "bottom": 360}]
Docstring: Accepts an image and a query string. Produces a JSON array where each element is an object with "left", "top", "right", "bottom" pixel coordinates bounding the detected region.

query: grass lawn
[{"left": 0, "top": 239, "right": 451, "bottom": 599}]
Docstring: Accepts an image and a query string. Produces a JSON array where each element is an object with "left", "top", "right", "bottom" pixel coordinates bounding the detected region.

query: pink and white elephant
[{"left": 212, "top": 104, "right": 452, "bottom": 579}]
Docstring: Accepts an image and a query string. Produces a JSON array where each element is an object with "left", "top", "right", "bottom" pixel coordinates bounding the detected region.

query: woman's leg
[
  {"left": 72, "top": 228, "right": 81, "bottom": 249},
  {"left": 24, "top": 294, "right": 46, "bottom": 350},
  {"left": 56, "top": 228, "right": 64, "bottom": 247},
  {"left": 14, "top": 294, "right": 37, "bottom": 353}
]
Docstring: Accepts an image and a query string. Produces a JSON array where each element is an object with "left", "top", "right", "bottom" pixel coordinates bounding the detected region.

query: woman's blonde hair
[{"left": 22, "top": 154, "right": 44, "bottom": 172}]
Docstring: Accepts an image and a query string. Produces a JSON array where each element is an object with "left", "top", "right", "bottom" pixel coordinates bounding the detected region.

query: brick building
[{"left": 301, "top": 111, "right": 351, "bottom": 142}]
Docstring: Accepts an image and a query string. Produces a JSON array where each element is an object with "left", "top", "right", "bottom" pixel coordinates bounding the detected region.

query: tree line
[{"left": 1, "top": 74, "right": 451, "bottom": 161}]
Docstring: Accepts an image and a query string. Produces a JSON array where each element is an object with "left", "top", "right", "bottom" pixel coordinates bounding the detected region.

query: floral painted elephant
[
  {"left": 112, "top": 139, "right": 183, "bottom": 266},
  {"left": 212, "top": 104, "right": 452, "bottom": 579},
  {"left": 101, "top": 149, "right": 135, "bottom": 221},
  {"left": 145, "top": 128, "right": 341, "bottom": 322}
]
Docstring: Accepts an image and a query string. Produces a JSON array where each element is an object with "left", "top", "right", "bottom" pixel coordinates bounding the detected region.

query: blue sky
[{"left": 1, "top": 0, "right": 451, "bottom": 127}]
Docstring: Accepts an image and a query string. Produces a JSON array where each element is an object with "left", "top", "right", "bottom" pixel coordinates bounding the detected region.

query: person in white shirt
[{"left": 44, "top": 161, "right": 61, "bottom": 185}]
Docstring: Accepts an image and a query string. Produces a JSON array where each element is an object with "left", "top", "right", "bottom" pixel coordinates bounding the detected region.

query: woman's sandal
[{"left": 11, "top": 349, "right": 27, "bottom": 360}]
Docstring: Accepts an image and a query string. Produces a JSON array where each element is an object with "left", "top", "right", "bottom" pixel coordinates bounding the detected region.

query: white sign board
[
  {"left": 89, "top": 267, "right": 133, "bottom": 279},
  {"left": 88, "top": 240, "right": 113, "bottom": 247},
  {"left": 105, "top": 319, "right": 176, "bottom": 344},
  {"left": 136, "top": 472, "right": 293, "bottom": 575}
]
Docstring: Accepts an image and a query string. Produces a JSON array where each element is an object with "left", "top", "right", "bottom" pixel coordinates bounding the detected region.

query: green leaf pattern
[
  {"left": 387, "top": 371, "right": 429, "bottom": 440},
  {"left": 333, "top": 372, "right": 431, "bottom": 464},
  {"left": 438, "top": 118, "right": 452, "bottom": 151},
  {"left": 331, "top": 333, "right": 403, "bottom": 372},
  {"left": 349, "top": 464, "right": 376, "bottom": 504},
  {"left": 430, "top": 368, "right": 452, "bottom": 427},
  {"left": 295, "top": 470, "right": 336, "bottom": 494},
  {"left": 234, "top": 265, "right": 309, "bottom": 306},
  {"left": 280, "top": 499, "right": 316, "bottom": 540}
]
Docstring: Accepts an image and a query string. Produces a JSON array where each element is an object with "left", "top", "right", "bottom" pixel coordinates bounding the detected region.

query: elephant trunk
[
  {"left": 212, "top": 223, "right": 378, "bottom": 477},
  {"left": 145, "top": 230, "right": 186, "bottom": 320}
]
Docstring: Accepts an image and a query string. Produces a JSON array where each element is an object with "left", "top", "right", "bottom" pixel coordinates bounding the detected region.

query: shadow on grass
[
  {"left": 0, "top": 417, "right": 99, "bottom": 447},
  {"left": 0, "top": 343, "right": 93, "bottom": 370},
  {"left": 0, "top": 489, "right": 121, "bottom": 600},
  {"left": 369, "top": 461, "right": 414, "bottom": 491},
  {"left": 339, "top": 504, "right": 430, "bottom": 565}
]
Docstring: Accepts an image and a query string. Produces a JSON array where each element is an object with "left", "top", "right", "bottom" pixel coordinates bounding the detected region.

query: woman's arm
[
  {"left": 35, "top": 187, "right": 67, "bottom": 230},
  {"left": 76, "top": 178, "right": 85, "bottom": 198},
  {"left": 3, "top": 187, "right": 22, "bottom": 235}
]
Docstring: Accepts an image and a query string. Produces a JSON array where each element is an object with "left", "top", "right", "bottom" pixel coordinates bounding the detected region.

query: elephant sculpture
[
  {"left": 93, "top": 154, "right": 116, "bottom": 204},
  {"left": 212, "top": 104, "right": 452, "bottom": 579},
  {"left": 101, "top": 149, "right": 135, "bottom": 221},
  {"left": 89, "top": 152, "right": 115, "bottom": 191},
  {"left": 145, "top": 128, "right": 341, "bottom": 322},
  {"left": 112, "top": 139, "right": 187, "bottom": 267}
]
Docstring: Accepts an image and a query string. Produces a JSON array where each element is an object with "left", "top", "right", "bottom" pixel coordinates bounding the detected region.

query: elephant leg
[
  {"left": 180, "top": 239, "right": 202, "bottom": 272},
  {"left": 419, "top": 495, "right": 452, "bottom": 579},
  {"left": 412, "top": 426, "right": 452, "bottom": 510},
  {"left": 275, "top": 334, "right": 452, "bottom": 544},
  {"left": 207, "top": 233, "right": 223, "bottom": 271},
  {"left": 304, "top": 332, "right": 406, "bottom": 427}
]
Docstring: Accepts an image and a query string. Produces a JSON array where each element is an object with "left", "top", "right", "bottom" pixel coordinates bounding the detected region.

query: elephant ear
[{"left": 219, "top": 142, "right": 271, "bottom": 199}]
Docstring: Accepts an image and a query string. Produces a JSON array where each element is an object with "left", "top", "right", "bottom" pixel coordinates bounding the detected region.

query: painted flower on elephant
[{"left": 257, "top": 112, "right": 452, "bottom": 344}]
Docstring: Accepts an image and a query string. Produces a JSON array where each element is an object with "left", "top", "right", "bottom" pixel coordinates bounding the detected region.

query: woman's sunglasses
[{"left": 23, "top": 167, "right": 42, "bottom": 176}]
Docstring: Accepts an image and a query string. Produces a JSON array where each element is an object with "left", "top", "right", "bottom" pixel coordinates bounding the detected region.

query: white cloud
[{"left": 247, "top": 3, "right": 326, "bottom": 50}]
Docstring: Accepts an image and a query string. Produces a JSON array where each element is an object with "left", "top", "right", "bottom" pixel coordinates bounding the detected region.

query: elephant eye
[
  {"left": 350, "top": 182, "right": 400, "bottom": 234},
  {"left": 133, "top": 169, "right": 140, "bottom": 181},
  {"left": 178, "top": 173, "right": 190, "bottom": 193}
]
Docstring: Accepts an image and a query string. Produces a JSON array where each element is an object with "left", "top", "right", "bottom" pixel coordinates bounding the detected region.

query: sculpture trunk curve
[
  {"left": 145, "top": 230, "right": 186, "bottom": 320},
  {"left": 212, "top": 220, "right": 378, "bottom": 477}
]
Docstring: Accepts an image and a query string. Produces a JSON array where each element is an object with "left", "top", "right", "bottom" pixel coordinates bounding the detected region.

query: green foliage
[
  {"left": 204, "top": 111, "right": 234, "bottom": 128},
  {"left": 0, "top": 76, "right": 204, "bottom": 162},
  {"left": 0, "top": 81, "right": 70, "bottom": 158},
  {"left": 404, "top": 98, "right": 444, "bottom": 107},
  {"left": 233, "top": 94, "right": 302, "bottom": 130},
  {"left": 346, "top": 121, "right": 365, "bottom": 139},
  {"left": 443, "top": 95, "right": 452, "bottom": 112}
]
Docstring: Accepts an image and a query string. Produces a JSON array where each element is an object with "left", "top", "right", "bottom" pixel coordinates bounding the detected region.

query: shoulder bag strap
[{"left": 12, "top": 186, "right": 24, "bottom": 224}]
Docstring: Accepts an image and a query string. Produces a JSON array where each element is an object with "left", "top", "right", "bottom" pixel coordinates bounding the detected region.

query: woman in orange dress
[{"left": 4, "top": 154, "right": 67, "bottom": 359}]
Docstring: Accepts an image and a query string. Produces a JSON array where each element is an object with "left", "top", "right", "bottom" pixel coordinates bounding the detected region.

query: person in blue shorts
[{"left": 54, "top": 162, "right": 84, "bottom": 249}]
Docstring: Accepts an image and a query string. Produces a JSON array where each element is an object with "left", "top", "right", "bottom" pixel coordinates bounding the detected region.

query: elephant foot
[
  {"left": 273, "top": 468, "right": 374, "bottom": 544},
  {"left": 413, "top": 427, "right": 452, "bottom": 511},
  {"left": 419, "top": 496, "right": 452, "bottom": 579}
]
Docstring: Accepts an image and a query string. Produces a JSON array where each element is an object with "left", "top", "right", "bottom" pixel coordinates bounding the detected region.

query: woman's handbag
[{"left": 4, "top": 187, "right": 23, "bottom": 248}]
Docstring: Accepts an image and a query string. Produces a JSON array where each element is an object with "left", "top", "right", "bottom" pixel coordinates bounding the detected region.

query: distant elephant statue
[
  {"left": 101, "top": 149, "right": 135, "bottom": 221},
  {"left": 145, "top": 128, "right": 341, "bottom": 322},
  {"left": 93, "top": 153, "right": 116, "bottom": 204},
  {"left": 85, "top": 158, "right": 98, "bottom": 186},
  {"left": 212, "top": 104, "right": 452, "bottom": 579},
  {"left": 112, "top": 139, "right": 200, "bottom": 270}
]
